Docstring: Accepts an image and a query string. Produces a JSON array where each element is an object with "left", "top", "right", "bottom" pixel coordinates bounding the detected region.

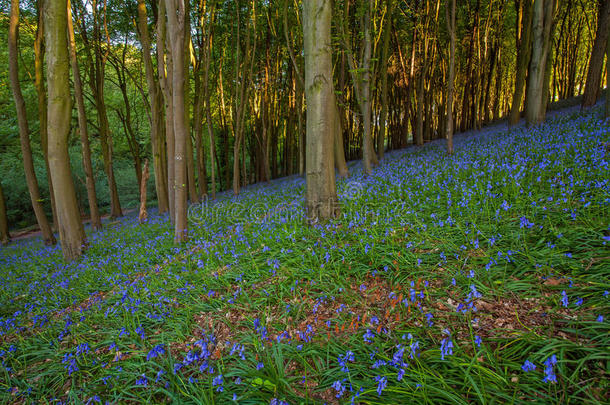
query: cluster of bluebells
[{"left": 0, "top": 107, "right": 608, "bottom": 402}]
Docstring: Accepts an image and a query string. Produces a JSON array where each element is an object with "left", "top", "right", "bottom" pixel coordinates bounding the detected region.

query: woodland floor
[{"left": 0, "top": 104, "right": 609, "bottom": 404}]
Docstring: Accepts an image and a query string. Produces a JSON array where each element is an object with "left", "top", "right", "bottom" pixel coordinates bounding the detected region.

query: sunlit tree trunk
[
  {"left": 9, "top": 0, "right": 56, "bottom": 246},
  {"left": 582, "top": 0, "right": 610, "bottom": 108},
  {"left": 0, "top": 182, "right": 10, "bottom": 246},
  {"left": 166, "top": 0, "right": 188, "bottom": 242},
  {"left": 45, "top": 0, "right": 86, "bottom": 260},
  {"left": 377, "top": 0, "right": 395, "bottom": 161},
  {"left": 67, "top": 0, "right": 102, "bottom": 231},
  {"left": 446, "top": 0, "right": 456, "bottom": 155},
  {"left": 34, "top": 2, "right": 58, "bottom": 229},
  {"left": 509, "top": 0, "right": 533, "bottom": 126},
  {"left": 606, "top": 22, "right": 610, "bottom": 118},
  {"left": 525, "top": 0, "right": 555, "bottom": 126},
  {"left": 136, "top": 0, "right": 169, "bottom": 213},
  {"left": 304, "top": 0, "right": 339, "bottom": 222}
]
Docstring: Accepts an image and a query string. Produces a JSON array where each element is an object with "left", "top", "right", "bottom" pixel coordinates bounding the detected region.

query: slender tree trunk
[
  {"left": 525, "top": 0, "right": 554, "bottom": 125},
  {"left": 166, "top": 0, "right": 188, "bottom": 243},
  {"left": 304, "top": 0, "right": 339, "bottom": 222},
  {"left": 67, "top": 0, "right": 102, "bottom": 231},
  {"left": 158, "top": 0, "right": 176, "bottom": 223},
  {"left": 582, "top": 0, "right": 610, "bottom": 108},
  {"left": 34, "top": 3, "right": 58, "bottom": 230},
  {"left": 606, "top": 21, "right": 610, "bottom": 118},
  {"left": 333, "top": 97, "right": 349, "bottom": 178},
  {"left": 509, "top": 0, "right": 533, "bottom": 126},
  {"left": 377, "top": 0, "right": 395, "bottom": 161},
  {"left": 446, "top": 0, "right": 456, "bottom": 155},
  {"left": 9, "top": 0, "right": 56, "bottom": 246},
  {"left": 139, "top": 159, "right": 149, "bottom": 223},
  {"left": 136, "top": 0, "right": 169, "bottom": 214},
  {"left": 45, "top": 0, "right": 86, "bottom": 260},
  {"left": 0, "top": 182, "right": 10, "bottom": 246},
  {"left": 193, "top": 69, "right": 208, "bottom": 199}
]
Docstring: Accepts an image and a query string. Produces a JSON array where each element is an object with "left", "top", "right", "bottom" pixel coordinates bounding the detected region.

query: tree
[
  {"left": 525, "top": 0, "right": 555, "bottom": 126},
  {"left": 0, "top": 182, "right": 10, "bottom": 246},
  {"left": 446, "top": 0, "right": 456, "bottom": 155},
  {"left": 303, "top": 0, "right": 339, "bottom": 222},
  {"left": 509, "top": 0, "right": 533, "bottom": 126},
  {"left": 67, "top": 0, "right": 102, "bottom": 231},
  {"left": 45, "top": 0, "right": 87, "bottom": 260},
  {"left": 8, "top": 0, "right": 56, "bottom": 246},
  {"left": 165, "top": 0, "right": 189, "bottom": 243},
  {"left": 582, "top": 0, "right": 610, "bottom": 108},
  {"left": 136, "top": 0, "right": 169, "bottom": 213}
]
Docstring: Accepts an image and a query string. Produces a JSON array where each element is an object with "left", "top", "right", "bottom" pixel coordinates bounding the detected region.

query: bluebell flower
[
  {"left": 332, "top": 379, "right": 346, "bottom": 398},
  {"left": 212, "top": 374, "right": 224, "bottom": 392},
  {"left": 474, "top": 336, "right": 482, "bottom": 348},
  {"left": 561, "top": 291, "right": 568, "bottom": 307},
  {"left": 374, "top": 375, "right": 387, "bottom": 396},
  {"left": 542, "top": 355, "right": 557, "bottom": 383},
  {"left": 135, "top": 374, "right": 148, "bottom": 386},
  {"left": 147, "top": 344, "right": 165, "bottom": 361},
  {"left": 521, "top": 360, "right": 536, "bottom": 372},
  {"left": 440, "top": 338, "right": 454, "bottom": 360}
]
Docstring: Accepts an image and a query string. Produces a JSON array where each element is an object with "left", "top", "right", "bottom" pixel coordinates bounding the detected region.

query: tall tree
[
  {"left": 304, "top": 0, "right": 339, "bottom": 222},
  {"left": 8, "top": 0, "right": 56, "bottom": 246},
  {"left": 67, "top": 0, "right": 102, "bottom": 231},
  {"left": 509, "top": 0, "right": 533, "bottom": 126},
  {"left": 166, "top": 0, "right": 189, "bottom": 242},
  {"left": 446, "top": 0, "right": 456, "bottom": 155},
  {"left": 0, "top": 182, "right": 9, "bottom": 246},
  {"left": 525, "top": 0, "right": 555, "bottom": 126},
  {"left": 34, "top": 0, "right": 59, "bottom": 229},
  {"left": 582, "top": 0, "right": 610, "bottom": 108},
  {"left": 606, "top": 20, "right": 610, "bottom": 118},
  {"left": 45, "top": 0, "right": 87, "bottom": 260},
  {"left": 341, "top": 0, "right": 378, "bottom": 175},
  {"left": 136, "top": 0, "right": 169, "bottom": 213},
  {"left": 76, "top": 0, "right": 123, "bottom": 218}
]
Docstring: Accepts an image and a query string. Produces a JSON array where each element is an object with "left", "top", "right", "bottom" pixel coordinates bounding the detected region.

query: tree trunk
[
  {"left": 9, "top": 0, "right": 56, "bottom": 246},
  {"left": 446, "top": 0, "right": 456, "bottom": 155},
  {"left": 333, "top": 96, "right": 349, "bottom": 178},
  {"left": 45, "top": 0, "right": 86, "bottom": 260},
  {"left": 136, "top": 0, "right": 169, "bottom": 213},
  {"left": 166, "top": 0, "right": 188, "bottom": 243},
  {"left": 139, "top": 160, "right": 150, "bottom": 223},
  {"left": 606, "top": 20, "right": 610, "bottom": 118},
  {"left": 158, "top": 0, "right": 176, "bottom": 223},
  {"left": 582, "top": 0, "right": 610, "bottom": 108},
  {"left": 0, "top": 182, "right": 10, "bottom": 246},
  {"left": 525, "top": 0, "right": 554, "bottom": 126},
  {"left": 377, "top": 0, "right": 395, "bottom": 161},
  {"left": 509, "top": 0, "right": 533, "bottom": 126},
  {"left": 34, "top": 2, "right": 59, "bottom": 230},
  {"left": 304, "top": 0, "right": 339, "bottom": 222},
  {"left": 67, "top": 0, "right": 101, "bottom": 231}
]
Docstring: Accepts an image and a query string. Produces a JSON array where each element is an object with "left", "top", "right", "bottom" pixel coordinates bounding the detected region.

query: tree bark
[
  {"left": 45, "top": 0, "right": 87, "bottom": 260},
  {"left": 377, "top": 0, "right": 395, "bottom": 161},
  {"left": 525, "top": 0, "right": 554, "bottom": 126},
  {"left": 582, "top": 0, "right": 610, "bottom": 108},
  {"left": 304, "top": 0, "right": 339, "bottom": 222},
  {"left": 68, "top": 0, "right": 102, "bottom": 231},
  {"left": 166, "top": 0, "right": 188, "bottom": 243},
  {"left": 9, "top": 0, "right": 56, "bottom": 246},
  {"left": 34, "top": 2, "right": 59, "bottom": 230},
  {"left": 606, "top": 19, "right": 610, "bottom": 118},
  {"left": 0, "top": 182, "right": 10, "bottom": 246},
  {"left": 446, "top": 0, "right": 456, "bottom": 155},
  {"left": 509, "top": 0, "right": 533, "bottom": 126},
  {"left": 139, "top": 160, "right": 150, "bottom": 223},
  {"left": 136, "top": 0, "right": 169, "bottom": 213}
]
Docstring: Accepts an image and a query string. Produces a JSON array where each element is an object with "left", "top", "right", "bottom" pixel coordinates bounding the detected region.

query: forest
[{"left": 0, "top": 0, "right": 609, "bottom": 403}]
